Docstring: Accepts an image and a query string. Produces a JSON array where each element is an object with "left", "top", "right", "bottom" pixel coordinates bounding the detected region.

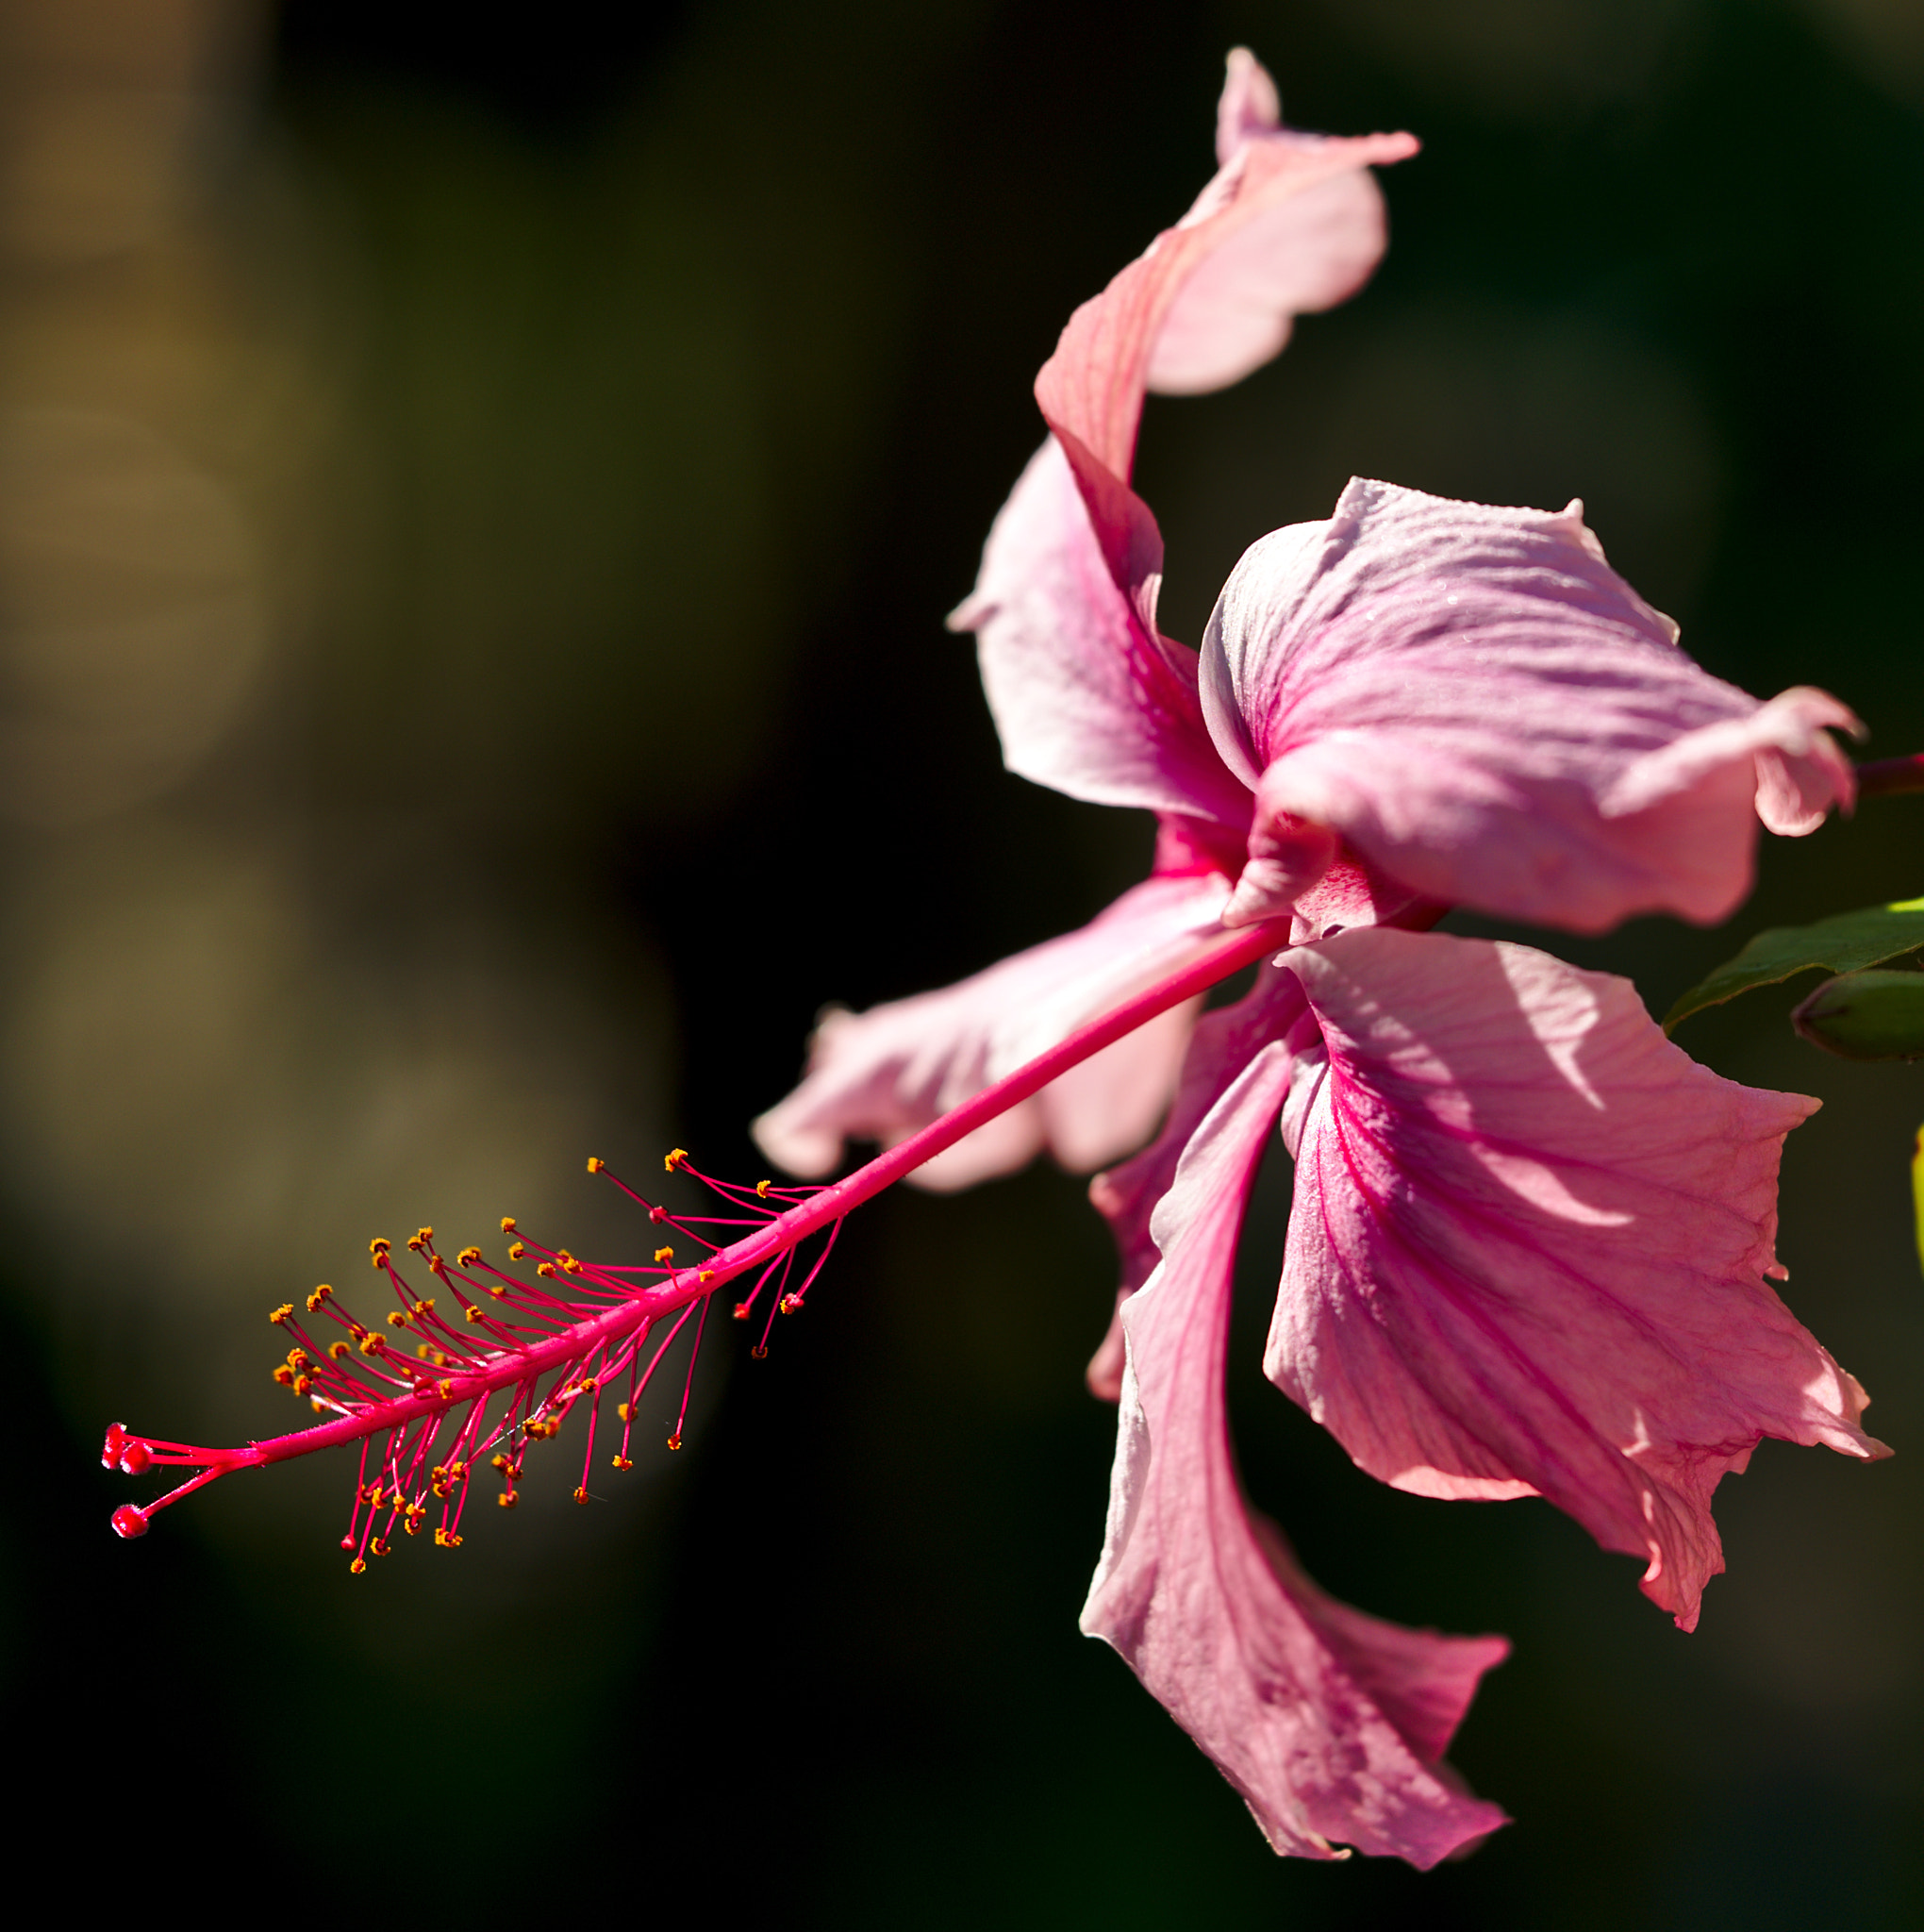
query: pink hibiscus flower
[{"left": 754, "top": 51, "right": 1886, "bottom": 1864}]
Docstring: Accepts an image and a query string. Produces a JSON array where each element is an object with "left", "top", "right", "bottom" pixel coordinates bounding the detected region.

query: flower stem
[{"left": 1856, "top": 753, "right": 1924, "bottom": 799}]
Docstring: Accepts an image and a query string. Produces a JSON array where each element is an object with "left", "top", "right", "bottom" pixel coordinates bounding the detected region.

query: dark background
[{"left": 5, "top": 1, "right": 1923, "bottom": 1924}]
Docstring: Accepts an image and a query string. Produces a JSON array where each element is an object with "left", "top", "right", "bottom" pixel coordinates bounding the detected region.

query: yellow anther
[
  {"left": 498, "top": 1491, "right": 518, "bottom": 1509},
  {"left": 450, "top": 1461, "right": 467, "bottom": 1479},
  {"left": 413, "top": 1298, "right": 434, "bottom": 1317},
  {"left": 779, "top": 1293, "right": 801, "bottom": 1315},
  {"left": 508, "top": 1241, "right": 526, "bottom": 1260},
  {"left": 372, "top": 1538, "right": 390, "bottom": 1557},
  {"left": 665, "top": 1147, "right": 688, "bottom": 1172},
  {"left": 573, "top": 1487, "right": 589, "bottom": 1506},
  {"left": 438, "top": 1379, "right": 454, "bottom": 1398},
  {"left": 416, "top": 1226, "right": 434, "bottom": 1242},
  {"left": 464, "top": 1305, "right": 485, "bottom": 1324},
  {"left": 490, "top": 1453, "right": 511, "bottom": 1473},
  {"left": 350, "top": 1557, "right": 366, "bottom": 1574},
  {"left": 557, "top": 1251, "right": 583, "bottom": 1274},
  {"left": 294, "top": 1375, "right": 312, "bottom": 1396},
  {"left": 328, "top": 1341, "right": 350, "bottom": 1360},
  {"left": 699, "top": 1271, "right": 715, "bottom": 1284},
  {"left": 371, "top": 1252, "right": 386, "bottom": 1270},
  {"left": 617, "top": 1402, "right": 631, "bottom": 1423},
  {"left": 654, "top": 1246, "right": 674, "bottom": 1265},
  {"left": 405, "top": 1517, "right": 423, "bottom": 1537},
  {"left": 456, "top": 1247, "right": 482, "bottom": 1268},
  {"left": 311, "top": 1396, "right": 329, "bottom": 1413},
  {"left": 611, "top": 1455, "right": 633, "bottom": 1471},
  {"left": 580, "top": 1376, "right": 598, "bottom": 1392},
  {"left": 269, "top": 1303, "right": 294, "bottom": 1326},
  {"left": 370, "top": 1238, "right": 390, "bottom": 1256},
  {"left": 307, "top": 1285, "right": 333, "bottom": 1312},
  {"left": 430, "top": 1465, "right": 447, "bottom": 1483},
  {"left": 587, "top": 1157, "right": 604, "bottom": 1174},
  {"left": 390, "top": 1310, "right": 410, "bottom": 1328},
  {"left": 435, "top": 1528, "right": 463, "bottom": 1548},
  {"left": 538, "top": 1261, "right": 557, "bottom": 1279},
  {"left": 755, "top": 1179, "right": 771, "bottom": 1199},
  {"left": 359, "top": 1332, "right": 386, "bottom": 1356},
  {"left": 416, "top": 1342, "right": 431, "bottom": 1357},
  {"left": 499, "top": 1216, "right": 518, "bottom": 1235},
  {"left": 272, "top": 1366, "right": 294, "bottom": 1387},
  {"left": 488, "top": 1284, "right": 506, "bottom": 1299},
  {"left": 666, "top": 1433, "right": 683, "bottom": 1452},
  {"left": 287, "top": 1347, "right": 308, "bottom": 1368}
]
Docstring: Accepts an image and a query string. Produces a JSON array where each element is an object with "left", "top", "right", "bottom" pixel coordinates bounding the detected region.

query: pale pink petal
[
  {"left": 1083, "top": 1036, "right": 1509, "bottom": 1865},
  {"left": 948, "top": 438, "right": 1250, "bottom": 824},
  {"left": 1749, "top": 688, "right": 1861, "bottom": 832},
  {"left": 751, "top": 873, "right": 1231, "bottom": 1193},
  {"left": 1269, "top": 925, "right": 1888, "bottom": 1631},
  {"left": 1035, "top": 112, "right": 1416, "bottom": 530},
  {"left": 1202, "top": 481, "right": 1859, "bottom": 932},
  {"left": 1086, "top": 963, "right": 1309, "bottom": 1395},
  {"left": 1146, "top": 160, "right": 1392, "bottom": 398},
  {"left": 1214, "top": 46, "right": 1283, "bottom": 164}
]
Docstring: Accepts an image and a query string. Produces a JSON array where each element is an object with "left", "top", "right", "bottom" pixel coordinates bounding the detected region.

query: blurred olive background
[{"left": 6, "top": 0, "right": 1923, "bottom": 1924}]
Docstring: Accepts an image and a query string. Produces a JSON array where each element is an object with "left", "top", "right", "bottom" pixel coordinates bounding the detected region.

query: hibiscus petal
[
  {"left": 1034, "top": 76, "right": 1415, "bottom": 580},
  {"left": 1083, "top": 1034, "right": 1510, "bottom": 1865},
  {"left": 751, "top": 873, "right": 1231, "bottom": 1192},
  {"left": 1086, "top": 962, "right": 1309, "bottom": 1397},
  {"left": 1269, "top": 925, "right": 1888, "bottom": 1631},
  {"left": 1202, "top": 480, "right": 1861, "bottom": 932},
  {"left": 949, "top": 438, "right": 1250, "bottom": 824}
]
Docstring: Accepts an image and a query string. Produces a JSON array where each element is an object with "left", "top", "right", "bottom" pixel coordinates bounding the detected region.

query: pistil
[{"left": 105, "top": 911, "right": 1294, "bottom": 1549}]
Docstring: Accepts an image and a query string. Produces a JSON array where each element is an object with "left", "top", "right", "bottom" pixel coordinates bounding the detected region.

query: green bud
[{"left": 1791, "top": 970, "right": 1924, "bottom": 1060}]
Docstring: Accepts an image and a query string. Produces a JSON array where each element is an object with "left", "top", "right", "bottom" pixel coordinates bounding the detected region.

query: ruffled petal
[
  {"left": 1083, "top": 1034, "right": 1510, "bottom": 1865},
  {"left": 1202, "top": 481, "right": 1860, "bottom": 933},
  {"left": 1086, "top": 962, "right": 1308, "bottom": 1396},
  {"left": 1269, "top": 925, "right": 1889, "bottom": 1631},
  {"left": 949, "top": 438, "right": 1251, "bottom": 824},
  {"left": 751, "top": 873, "right": 1231, "bottom": 1193},
  {"left": 1035, "top": 74, "right": 1415, "bottom": 586}
]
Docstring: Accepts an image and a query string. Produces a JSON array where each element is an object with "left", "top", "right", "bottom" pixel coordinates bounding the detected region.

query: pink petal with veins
[
  {"left": 1202, "top": 480, "right": 1860, "bottom": 932},
  {"left": 1083, "top": 1035, "right": 1510, "bottom": 1865},
  {"left": 1269, "top": 926, "right": 1887, "bottom": 1631},
  {"left": 752, "top": 873, "right": 1231, "bottom": 1193},
  {"left": 1036, "top": 100, "right": 1415, "bottom": 502},
  {"left": 950, "top": 438, "right": 1250, "bottom": 825},
  {"left": 1086, "top": 963, "right": 1308, "bottom": 1395},
  {"left": 1032, "top": 54, "right": 1414, "bottom": 597}
]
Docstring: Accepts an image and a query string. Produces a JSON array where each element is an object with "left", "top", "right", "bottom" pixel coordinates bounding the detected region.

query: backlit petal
[
  {"left": 950, "top": 438, "right": 1248, "bottom": 824},
  {"left": 1202, "top": 481, "right": 1859, "bottom": 932},
  {"left": 751, "top": 873, "right": 1231, "bottom": 1192},
  {"left": 1269, "top": 926, "right": 1888, "bottom": 1631},
  {"left": 1083, "top": 1035, "right": 1510, "bottom": 1865},
  {"left": 1086, "top": 962, "right": 1308, "bottom": 1397},
  {"left": 1036, "top": 106, "right": 1415, "bottom": 583}
]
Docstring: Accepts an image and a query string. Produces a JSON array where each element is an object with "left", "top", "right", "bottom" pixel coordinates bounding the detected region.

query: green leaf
[
  {"left": 1791, "top": 970, "right": 1924, "bottom": 1060},
  {"left": 1663, "top": 896, "right": 1924, "bottom": 1032},
  {"left": 1912, "top": 1127, "right": 1924, "bottom": 1279}
]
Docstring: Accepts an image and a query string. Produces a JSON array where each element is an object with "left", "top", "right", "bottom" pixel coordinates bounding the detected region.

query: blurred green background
[{"left": 6, "top": 1, "right": 1923, "bottom": 1924}]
